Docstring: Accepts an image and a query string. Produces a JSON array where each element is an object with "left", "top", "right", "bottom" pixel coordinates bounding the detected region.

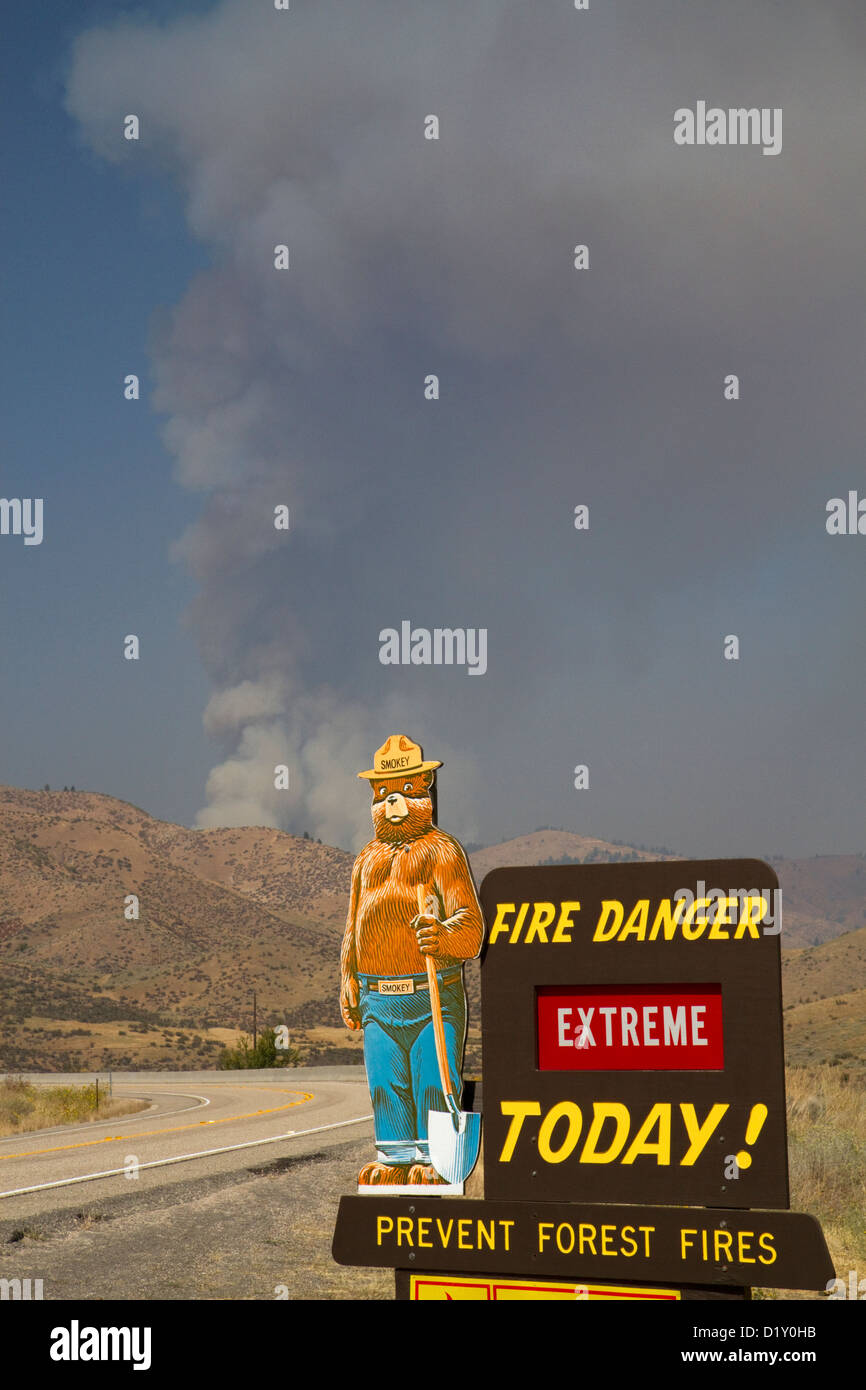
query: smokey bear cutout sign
[{"left": 341, "top": 735, "right": 483, "bottom": 1193}]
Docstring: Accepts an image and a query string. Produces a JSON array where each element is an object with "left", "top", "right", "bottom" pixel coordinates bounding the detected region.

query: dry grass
[
  {"left": 0, "top": 1077, "right": 147, "bottom": 1137},
  {"left": 786, "top": 1066, "right": 866, "bottom": 1271},
  {"left": 755, "top": 1065, "right": 866, "bottom": 1299}
]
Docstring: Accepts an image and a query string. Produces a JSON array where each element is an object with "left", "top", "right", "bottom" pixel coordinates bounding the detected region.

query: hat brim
[{"left": 357, "top": 760, "right": 442, "bottom": 781}]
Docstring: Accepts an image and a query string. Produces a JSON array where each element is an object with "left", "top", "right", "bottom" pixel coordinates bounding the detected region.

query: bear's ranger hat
[{"left": 358, "top": 734, "right": 442, "bottom": 781}]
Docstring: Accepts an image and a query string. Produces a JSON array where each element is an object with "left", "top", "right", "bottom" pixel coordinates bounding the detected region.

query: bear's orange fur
[{"left": 340, "top": 771, "right": 483, "bottom": 1026}]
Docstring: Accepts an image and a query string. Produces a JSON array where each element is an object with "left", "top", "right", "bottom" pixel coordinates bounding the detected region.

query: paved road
[{"left": 0, "top": 1069, "right": 372, "bottom": 1225}]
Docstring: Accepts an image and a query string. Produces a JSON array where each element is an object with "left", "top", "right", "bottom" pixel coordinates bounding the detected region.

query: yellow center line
[{"left": 0, "top": 1089, "right": 315, "bottom": 1162}]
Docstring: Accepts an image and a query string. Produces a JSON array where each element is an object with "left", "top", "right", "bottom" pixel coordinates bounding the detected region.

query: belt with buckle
[{"left": 360, "top": 969, "right": 462, "bottom": 996}]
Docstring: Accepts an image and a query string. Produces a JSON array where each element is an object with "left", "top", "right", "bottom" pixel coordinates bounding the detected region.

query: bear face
[{"left": 370, "top": 769, "right": 434, "bottom": 845}]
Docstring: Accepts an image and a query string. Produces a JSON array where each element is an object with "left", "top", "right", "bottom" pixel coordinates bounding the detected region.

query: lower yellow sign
[{"left": 409, "top": 1274, "right": 681, "bottom": 1301}]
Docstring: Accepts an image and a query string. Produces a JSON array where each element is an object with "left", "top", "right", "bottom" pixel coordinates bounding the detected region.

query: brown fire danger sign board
[{"left": 479, "top": 859, "right": 788, "bottom": 1208}]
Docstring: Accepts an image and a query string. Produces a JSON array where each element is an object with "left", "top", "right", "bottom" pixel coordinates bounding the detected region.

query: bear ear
[{"left": 422, "top": 769, "right": 435, "bottom": 789}]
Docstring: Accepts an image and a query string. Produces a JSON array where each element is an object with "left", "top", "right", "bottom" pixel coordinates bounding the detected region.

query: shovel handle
[{"left": 416, "top": 883, "right": 454, "bottom": 1099}]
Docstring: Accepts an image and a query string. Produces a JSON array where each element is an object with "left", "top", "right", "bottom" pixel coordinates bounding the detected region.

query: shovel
[{"left": 415, "top": 884, "right": 481, "bottom": 1185}]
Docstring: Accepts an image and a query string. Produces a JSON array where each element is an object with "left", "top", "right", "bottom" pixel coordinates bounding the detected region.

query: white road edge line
[{"left": 0, "top": 1113, "right": 374, "bottom": 1199}]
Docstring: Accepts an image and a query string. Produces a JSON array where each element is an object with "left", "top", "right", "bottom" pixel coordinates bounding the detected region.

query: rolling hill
[{"left": 0, "top": 785, "right": 863, "bottom": 1071}]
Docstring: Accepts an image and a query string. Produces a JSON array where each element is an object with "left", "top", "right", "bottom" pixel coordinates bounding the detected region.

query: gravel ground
[{"left": 0, "top": 1135, "right": 392, "bottom": 1301}]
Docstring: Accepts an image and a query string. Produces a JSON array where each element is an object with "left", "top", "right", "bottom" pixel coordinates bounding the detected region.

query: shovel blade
[{"left": 428, "top": 1108, "right": 481, "bottom": 1185}]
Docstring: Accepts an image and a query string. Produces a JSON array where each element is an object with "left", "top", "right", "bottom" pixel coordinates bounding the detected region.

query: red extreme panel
[{"left": 537, "top": 983, "right": 724, "bottom": 1071}]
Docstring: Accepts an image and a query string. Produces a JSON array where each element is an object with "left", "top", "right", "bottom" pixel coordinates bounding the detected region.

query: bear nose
[{"left": 386, "top": 794, "right": 399, "bottom": 804}]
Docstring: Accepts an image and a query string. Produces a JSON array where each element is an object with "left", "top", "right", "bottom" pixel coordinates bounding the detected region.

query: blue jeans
[{"left": 359, "top": 972, "right": 467, "bottom": 1165}]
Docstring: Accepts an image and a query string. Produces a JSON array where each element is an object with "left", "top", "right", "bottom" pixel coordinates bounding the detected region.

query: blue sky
[
  {"left": 1, "top": 1, "right": 216, "bottom": 821},
  {"left": 2, "top": 1, "right": 864, "bottom": 857}
]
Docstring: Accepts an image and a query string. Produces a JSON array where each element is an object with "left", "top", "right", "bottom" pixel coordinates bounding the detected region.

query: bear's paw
[
  {"left": 358, "top": 1161, "right": 409, "bottom": 1186},
  {"left": 407, "top": 1163, "right": 449, "bottom": 1186}
]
